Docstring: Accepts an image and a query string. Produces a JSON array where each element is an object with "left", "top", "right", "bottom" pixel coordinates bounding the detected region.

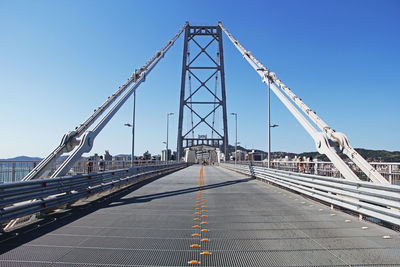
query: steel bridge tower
[{"left": 177, "top": 24, "right": 229, "bottom": 160}]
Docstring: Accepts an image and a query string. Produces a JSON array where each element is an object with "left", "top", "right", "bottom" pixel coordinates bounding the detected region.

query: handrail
[
  {"left": 0, "top": 162, "right": 187, "bottom": 226},
  {"left": 220, "top": 163, "right": 400, "bottom": 226}
]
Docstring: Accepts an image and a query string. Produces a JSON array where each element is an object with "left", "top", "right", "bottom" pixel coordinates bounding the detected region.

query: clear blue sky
[{"left": 0, "top": 0, "right": 399, "bottom": 158}]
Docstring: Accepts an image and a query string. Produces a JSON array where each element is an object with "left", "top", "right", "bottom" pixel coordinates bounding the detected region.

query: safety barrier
[
  {"left": 0, "top": 162, "right": 187, "bottom": 225},
  {"left": 233, "top": 160, "right": 400, "bottom": 184},
  {"left": 220, "top": 163, "right": 400, "bottom": 226}
]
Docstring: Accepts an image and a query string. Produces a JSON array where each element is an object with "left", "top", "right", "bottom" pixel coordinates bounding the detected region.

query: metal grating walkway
[{"left": 1, "top": 165, "right": 400, "bottom": 266}]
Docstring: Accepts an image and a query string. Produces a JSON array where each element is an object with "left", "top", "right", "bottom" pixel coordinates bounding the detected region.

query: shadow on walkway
[
  {"left": 0, "top": 170, "right": 178, "bottom": 254},
  {"left": 105, "top": 177, "right": 253, "bottom": 207},
  {"left": 0, "top": 170, "right": 251, "bottom": 254}
]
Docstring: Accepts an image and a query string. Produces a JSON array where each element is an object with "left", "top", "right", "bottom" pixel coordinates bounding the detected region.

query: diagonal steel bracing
[{"left": 177, "top": 24, "right": 229, "bottom": 159}]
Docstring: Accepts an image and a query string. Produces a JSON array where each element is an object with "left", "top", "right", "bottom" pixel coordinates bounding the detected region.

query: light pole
[
  {"left": 132, "top": 90, "right": 136, "bottom": 166},
  {"left": 124, "top": 115, "right": 135, "bottom": 167},
  {"left": 267, "top": 76, "right": 279, "bottom": 168},
  {"left": 125, "top": 72, "right": 137, "bottom": 167},
  {"left": 231, "top": 113, "right": 237, "bottom": 166},
  {"left": 166, "top": 112, "right": 174, "bottom": 163},
  {"left": 268, "top": 124, "right": 279, "bottom": 168}
]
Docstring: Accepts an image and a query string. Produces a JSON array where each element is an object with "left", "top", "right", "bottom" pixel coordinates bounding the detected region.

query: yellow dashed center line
[{"left": 189, "top": 164, "right": 211, "bottom": 265}]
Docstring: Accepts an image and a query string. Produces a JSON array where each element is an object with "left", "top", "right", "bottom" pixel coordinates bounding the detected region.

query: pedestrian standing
[
  {"left": 86, "top": 159, "right": 93, "bottom": 173},
  {"left": 299, "top": 157, "right": 304, "bottom": 173},
  {"left": 99, "top": 156, "right": 105, "bottom": 172}
]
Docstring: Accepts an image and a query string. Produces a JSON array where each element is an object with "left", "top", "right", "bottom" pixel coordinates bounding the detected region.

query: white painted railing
[
  {"left": 0, "top": 162, "right": 187, "bottom": 227},
  {"left": 233, "top": 160, "right": 400, "bottom": 184},
  {"left": 0, "top": 160, "right": 171, "bottom": 183},
  {"left": 221, "top": 163, "right": 400, "bottom": 226}
]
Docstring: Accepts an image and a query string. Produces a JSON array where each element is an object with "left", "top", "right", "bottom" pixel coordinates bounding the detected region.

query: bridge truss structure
[
  {"left": 21, "top": 21, "right": 388, "bottom": 185},
  {"left": 177, "top": 25, "right": 229, "bottom": 159}
]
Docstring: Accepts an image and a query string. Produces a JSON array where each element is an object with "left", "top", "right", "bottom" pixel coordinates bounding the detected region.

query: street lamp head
[
  {"left": 168, "top": 112, "right": 174, "bottom": 116},
  {"left": 270, "top": 124, "right": 279, "bottom": 128},
  {"left": 124, "top": 123, "right": 132, "bottom": 127},
  {"left": 230, "top": 112, "right": 237, "bottom": 115}
]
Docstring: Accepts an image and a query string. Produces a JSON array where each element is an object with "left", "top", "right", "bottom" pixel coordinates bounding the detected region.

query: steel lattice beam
[{"left": 177, "top": 24, "right": 229, "bottom": 160}]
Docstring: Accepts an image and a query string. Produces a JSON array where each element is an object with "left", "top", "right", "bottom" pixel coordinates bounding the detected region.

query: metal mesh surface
[{"left": 1, "top": 165, "right": 399, "bottom": 266}]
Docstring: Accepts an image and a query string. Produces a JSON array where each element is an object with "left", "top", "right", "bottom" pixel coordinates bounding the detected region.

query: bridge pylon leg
[{"left": 177, "top": 24, "right": 229, "bottom": 161}]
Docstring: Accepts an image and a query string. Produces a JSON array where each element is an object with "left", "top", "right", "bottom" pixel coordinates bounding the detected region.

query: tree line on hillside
[{"left": 227, "top": 145, "right": 400, "bottom": 162}]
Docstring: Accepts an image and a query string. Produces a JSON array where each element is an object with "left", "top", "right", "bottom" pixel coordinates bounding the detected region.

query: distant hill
[
  {"left": 0, "top": 156, "right": 73, "bottom": 162},
  {"left": 3, "top": 148, "right": 400, "bottom": 163},
  {"left": 297, "top": 149, "right": 400, "bottom": 162},
  {"left": 56, "top": 155, "right": 69, "bottom": 162},
  {"left": 227, "top": 145, "right": 400, "bottom": 162},
  {"left": 1, "top": 156, "right": 43, "bottom": 161}
]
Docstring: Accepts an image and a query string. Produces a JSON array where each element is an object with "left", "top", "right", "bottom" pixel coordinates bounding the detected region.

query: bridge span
[{"left": 1, "top": 165, "right": 399, "bottom": 266}]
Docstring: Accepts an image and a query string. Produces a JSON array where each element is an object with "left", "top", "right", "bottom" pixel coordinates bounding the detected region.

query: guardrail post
[{"left": 389, "top": 164, "right": 393, "bottom": 184}]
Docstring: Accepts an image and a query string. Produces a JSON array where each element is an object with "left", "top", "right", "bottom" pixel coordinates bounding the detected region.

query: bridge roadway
[{"left": 1, "top": 165, "right": 400, "bottom": 266}]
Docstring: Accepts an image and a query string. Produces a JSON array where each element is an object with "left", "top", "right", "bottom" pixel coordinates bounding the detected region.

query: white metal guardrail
[
  {"left": 0, "top": 162, "right": 187, "bottom": 226},
  {"left": 220, "top": 163, "right": 400, "bottom": 226},
  {"left": 0, "top": 160, "right": 175, "bottom": 183},
  {"left": 234, "top": 160, "right": 400, "bottom": 184}
]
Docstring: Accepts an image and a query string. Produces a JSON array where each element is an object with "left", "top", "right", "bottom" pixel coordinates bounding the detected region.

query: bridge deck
[{"left": 1, "top": 165, "right": 399, "bottom": 266}]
